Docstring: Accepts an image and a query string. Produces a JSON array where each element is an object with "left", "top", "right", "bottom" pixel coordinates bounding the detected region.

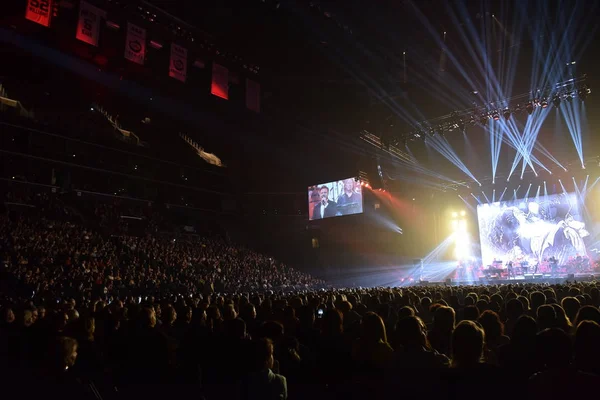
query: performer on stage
[
  {"left": 507, "top": 261, "right": 514, "bottom": 279},
  {"left": 549, "top": 256, "right": 559, "bottom": 277},
  {"left": 521, "top": 260, "right": 529, "bottom": 275}
]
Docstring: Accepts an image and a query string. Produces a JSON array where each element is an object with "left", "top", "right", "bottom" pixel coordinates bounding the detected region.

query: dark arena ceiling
[
  {"left": 1, "top": 0, "right": 600, "bottom": 203},
  {"left": 142, "top": 0, "right": 600, "bottom": 198}
]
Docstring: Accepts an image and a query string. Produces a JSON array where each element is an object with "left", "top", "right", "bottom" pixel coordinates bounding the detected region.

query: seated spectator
[
  {"left": 446, "top": 320, "right": 504, "bottom": 398},
  {"left": 450, "top": 320, "right": 485, "bottom": 368},
  {"left": 462, "top": 305, "right": 480, "bottom": 321},
  {"left": 550, "top": 304, "right": 572, "bottom": 334},
  {"left": 478, "top": 310, "right": 510, "bottom": 358},
  {"left": 574, "top": 305, "right": 600, "bottom": 327},
  {"left": 352, "top": 312, "right": 394, "bottom": 371},
  {"left": 498, "top": 315, "right": 538, "bottom": 381},
  {"left": 574, "top": 320, "right": 600, "bottom": 376},
  {"left": 397, "top": 305, "right": 415, "bottom": 320},
  {"left": 393, "top": 316, "right": 449, "bottom": 368},
  {"left": 530, "top": 291, "right": 547, "bottom": 317},
  {"left": 505, "top": 297, "right": 525, "bottom": 336},
  {"left": 428, "top": 306, "right": 455, "bottom": 356},
  {"left": 536, "top": 304, "right": 557, "bottom": 331},
  {"left": 561, "top": 296, "right": 581, "bottom": 323},
  {"left": 338, "top": 300, "right": 361, "bottom": 330},
  {"left": 71, "top": 316, "right": 102, "bottom": 376},
  {"left": 243, "top": 338, "right": 287, "bottom": 400},
  {"left": 529, "top": 328, "right": 597, "bottom": 399},
  {"left": 315, "top": 309, "right": 352, "bottom": 383},
  {"left": 125, "top": 307, "right": 169, "bottom": 385}
]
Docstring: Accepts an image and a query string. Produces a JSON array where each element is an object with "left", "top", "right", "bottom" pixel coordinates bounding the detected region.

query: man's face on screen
[{"left": 320, "top": 188, "right": 329, "bottom": 201}]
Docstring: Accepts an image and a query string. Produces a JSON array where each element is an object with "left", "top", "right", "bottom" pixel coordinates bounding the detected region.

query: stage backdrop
[{"left": 477, "top": 193, "right": 589, "bottom": 267}]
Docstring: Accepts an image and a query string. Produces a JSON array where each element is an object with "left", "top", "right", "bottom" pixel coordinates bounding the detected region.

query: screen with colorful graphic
[
  {"left": 477, "top": 193, "right": 589, "bottom": 267},
  {"left": 308, "top": 177, "right": 363, "bottom": 220}
]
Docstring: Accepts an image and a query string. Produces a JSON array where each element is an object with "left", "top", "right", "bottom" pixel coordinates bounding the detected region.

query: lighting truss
[
  {"left": 400, "top": 77, "right": 589, "bottom": 142},
  {"left": 442, "top": 155, "right": 600, "bottom": 193},
  {"left": 357, "top": 170, "right": 370, "bottom": 186}
]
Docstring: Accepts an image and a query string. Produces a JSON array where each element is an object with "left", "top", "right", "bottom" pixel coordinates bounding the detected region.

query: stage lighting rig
[
  {"left": 358, "top": 170, "right": 370, "bottom": 187},
  {"left": 526, "top": 102, "right": 534, "bottom": 115},
  {"left": 579, "top": 86, "right": 591, "bottom": 101},
  {"left": 553, "top": 96, "right": 561, "bottom": 107},
  {"left": 361, "top": 77, "right": 590, "bottom": 157}
]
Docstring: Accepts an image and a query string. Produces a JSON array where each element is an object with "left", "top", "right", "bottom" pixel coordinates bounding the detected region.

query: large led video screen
[
  {"left": 308, "top": 177, "right": 363, "bottom": 220},
  {"left": 477, "top": 193, "right": 589, "bottom": 266}
]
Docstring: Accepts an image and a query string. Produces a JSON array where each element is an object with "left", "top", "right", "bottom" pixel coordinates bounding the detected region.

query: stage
[{"left": 420, "top": 272, "right": 600, "bottom": 286}]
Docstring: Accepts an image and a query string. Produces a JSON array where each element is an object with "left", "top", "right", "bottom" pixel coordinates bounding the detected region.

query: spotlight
[
  {"left": 452, "top": 212, "right": 458, "bottom": 218},
  {"left": 503, "top": 109, "right": 511, "bottom": 120},
  {"left": 480, "top": 115, "right": 489, "bottom": 124},
  {"left": 460, "top": 210, "right": 466, "bottom": 216},
  {"left": 541, "top": 99, "right": 548, "bottom": 108},
  {"left": 468, "top": 115, "right": 476, "bottom": 125},
  {"left": 579, "top": 86, "right": 590, "bottom": 101},
  {"left": 553, "top": 96, "right": 561, "bottom": 107},
  {"left": 566, "top": 94, "right": 573, "bottom": 102},
  {"left": 492, "top": 111, "right": 500, "bottom": 121},
  {"left": 526, "top": 103, "right": 534, "bottom": 115}
]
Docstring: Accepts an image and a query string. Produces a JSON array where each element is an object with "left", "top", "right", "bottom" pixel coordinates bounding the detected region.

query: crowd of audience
[{"left": 2, "top": 199, "right": 600, "bottom": 399}]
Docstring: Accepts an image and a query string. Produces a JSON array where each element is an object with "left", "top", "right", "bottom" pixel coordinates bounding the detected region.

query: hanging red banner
[
  {"left": 211, "top": 63, "right": 229, "bottom": 100},
  {"left": 25, "top": 0, "right": 53, "bottom": 27},
  {"left": 75, "top": 1, "right": 106, "bottom": 46},
  {"left": 124, "top": 23, "right": 146, "bottom": 65},
  {"left": 246, "top": 79, "right": 261, "bottom": 112},
  {"left": 169, "top": 43, "right": 188, "bottom": 82}
]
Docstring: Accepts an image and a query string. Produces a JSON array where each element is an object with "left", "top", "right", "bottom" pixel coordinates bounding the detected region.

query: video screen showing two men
[{"left": 308, "top": 177, "right": 364, "bottom": 220}]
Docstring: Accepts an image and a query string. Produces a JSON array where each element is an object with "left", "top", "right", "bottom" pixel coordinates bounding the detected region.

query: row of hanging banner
[{"left": 24, "top": 0, "right": 260, "bottom": 112}]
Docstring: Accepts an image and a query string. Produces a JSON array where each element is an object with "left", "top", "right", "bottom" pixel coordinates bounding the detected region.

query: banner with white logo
[
  {"left": 75, "top": 1, "right": 106, "bottom": 46},
  {"left": 124, "top": 23, "right": 146, "bottom": 65},
  {"left": 169, "top": 43, "right": 188, "bottom": 82},
  {"left": 25, "top": 0, "right": 52, "bottom": 27},
  {"left": 211, "top": 63, "right": 229, "bottom": 100}
]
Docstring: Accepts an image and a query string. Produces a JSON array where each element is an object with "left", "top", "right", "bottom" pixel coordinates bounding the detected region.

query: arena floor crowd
[{"left": 2, "top": 201, "right": 600, "bottom": 399}]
